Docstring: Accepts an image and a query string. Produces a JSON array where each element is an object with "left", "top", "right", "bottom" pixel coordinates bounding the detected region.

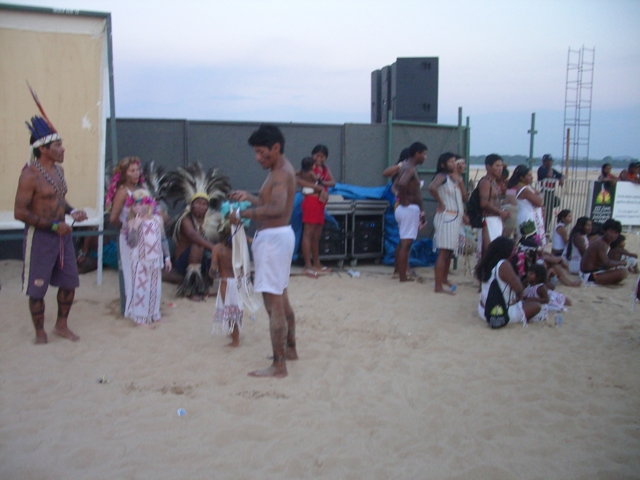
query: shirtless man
[
  {"left": 14, "top": 118, "right": 88, "bottom": 344},
  {"left": 394, "top": 142, "right": 427, "bottom": 282},
  {"left": 580, "top": 218, "right": 628, "bottom": 285},
  {"left": 478, "top": 154, "right": 510, "bottom": 257},
  {"left": 229, "top": 124, "right": 297, "bottom": 378},
  {"left": 163, "top": 195, "right": 217, "bottom": 299}
]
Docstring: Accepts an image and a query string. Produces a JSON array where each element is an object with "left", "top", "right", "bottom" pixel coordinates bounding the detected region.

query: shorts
[
  {"left": 22, "top": 226, "right": 79, "bottom": 298},
  {"left": 395, "top": 204, "right": 420, "bottom": 240},
  {"left": 173, "top": 246, "right": 211, "bottom": 276},
  {"left": 301, "top": 194, "right": 326, "bottom": 225},
  {"left": 252, "top": 226, "right": 295, "bottom": 295},
  {"left": 579, "top": 269, "right": 607, "bottom": 284}
]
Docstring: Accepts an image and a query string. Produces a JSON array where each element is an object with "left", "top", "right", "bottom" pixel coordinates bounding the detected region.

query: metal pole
[
  {"left": 565, "top": 128, "right": 571, "bottom": 178},
  {"left": 387, "top": 109, "right": 393, "bottom": 167},
  {"left": 457, "top": 107, "right": 463, "bottom": 155},
  {"left": 527, "top": 113, "right": 537, "bottom": 169}
]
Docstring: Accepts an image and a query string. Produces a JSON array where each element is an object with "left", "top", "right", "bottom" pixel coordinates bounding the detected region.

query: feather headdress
[
  {"left": 25, "top": 83, "right": 61, "bottom": 164},
  {"left": 163, "top": 162, "right": 232, "bottom": 244}
]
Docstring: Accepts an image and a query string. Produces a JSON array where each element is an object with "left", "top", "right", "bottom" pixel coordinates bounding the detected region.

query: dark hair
[
  {"left": 529, "top": 263, "right": 547, "bottom": 284},
  {"left": 409, "top": 142, "right": 427, "bottom": 158},
  {"left": 542, "top": 154, "right": 553, "bottom": 162},
  {"left": 566, "top": 216, "right": 591, "bottom": 258},
  {"left": 475, "top": 236, "right": 515, "bottom": 283},
  {"left": 502, "top": 166, "right": 510, "bottom": 179},
  {"left": 248, "top": 124, "right": 285, "bottom": 153},
  {"left": 300, "top": 156, "right": 314, "bottom": 172},
  {"left": 435, "top": 152, "right": 456, "bottom": 175},
  {"left": 30, "top": 134, "right": 52, "bottom": 159},
  {"left": 628, "top": 162, "right": 639, "bottom": 170},
  {"left": 507, "top": 164, "right": 530, "bottom": 189},
  {"left": 311, "top": 144, "right": 328, "bottom": 158},
  {"left": 398, "top": 148, "right": 411, "bottom": 164},
  {"left": 610, "top": 234, "right": 626, "bottom": 250},
  {"left": 485, "top": 154, "right": 503, "bottom": 167},
  {"left": 602, "top": 218, "right": 622, "bottom": 234},
  {"left": 601, "top": 163, "right": 611, "bottom": 175},
  {"left": 557, "top": 209, "right": 571, "bottom": 223}
]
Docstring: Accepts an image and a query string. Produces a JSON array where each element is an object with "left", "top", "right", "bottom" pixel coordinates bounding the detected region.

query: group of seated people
[{"left": 477, "top": 217, "right": 638, "bottom": 327}]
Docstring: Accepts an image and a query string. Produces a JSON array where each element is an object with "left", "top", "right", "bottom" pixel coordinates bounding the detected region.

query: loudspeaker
[{"left": 391, "top": 57, "right": 438, "bottom": 123}]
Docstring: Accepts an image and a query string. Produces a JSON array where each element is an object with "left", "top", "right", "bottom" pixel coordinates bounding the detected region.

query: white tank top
[{"left": 552, "top": 222, "right": 566, "bottom": 251}]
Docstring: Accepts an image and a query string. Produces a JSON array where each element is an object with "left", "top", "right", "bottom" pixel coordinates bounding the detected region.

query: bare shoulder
[{"left": 17, "top": 165, "right": 38, "bottom": 187}]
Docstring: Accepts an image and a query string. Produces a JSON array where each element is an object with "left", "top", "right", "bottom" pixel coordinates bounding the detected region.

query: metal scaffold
[{"left": 563, "top": 46, "right": 595, "bottom": 179}]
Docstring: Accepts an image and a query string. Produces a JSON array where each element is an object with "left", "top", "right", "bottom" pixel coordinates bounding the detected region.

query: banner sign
[
  {"left": 590, "top": 181, "right": 616, "bottom": 224},
  {"left": 612, "top": 181, "right": 640, "bottom": 226}
]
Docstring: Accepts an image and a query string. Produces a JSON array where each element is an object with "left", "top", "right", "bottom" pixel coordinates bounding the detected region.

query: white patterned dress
[
  {"left": 125, "top": 217, "right": 166, "bottom": 324},
  {"left": 433, "top": 174, "right": 464, "bottom": 252}
]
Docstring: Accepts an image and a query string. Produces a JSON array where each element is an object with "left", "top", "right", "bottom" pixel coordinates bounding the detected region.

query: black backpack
[
  {"left": 466, "top": 182, "right": 485, "bottom": 229},
  {"left": 484, "top": 276, "right": 510, "bottom": 329}
]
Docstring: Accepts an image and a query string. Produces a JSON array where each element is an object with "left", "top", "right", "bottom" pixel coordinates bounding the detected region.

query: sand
[{"left": 1, "top": 235, "right": 640, "bottom": 479}]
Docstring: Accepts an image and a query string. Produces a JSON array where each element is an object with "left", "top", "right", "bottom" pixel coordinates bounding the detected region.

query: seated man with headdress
[{"left": 162, "top": 163, "right": 231, "bottom": 300}]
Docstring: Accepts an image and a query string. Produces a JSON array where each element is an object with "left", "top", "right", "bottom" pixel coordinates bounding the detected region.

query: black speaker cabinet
[{"left": 391, "top": 57, "right": 438, "bottom": 123}]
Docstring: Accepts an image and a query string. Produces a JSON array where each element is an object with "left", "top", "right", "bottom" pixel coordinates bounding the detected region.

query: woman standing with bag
[{"left": 508, "top": 165, "right": 547, "bottom": 247}]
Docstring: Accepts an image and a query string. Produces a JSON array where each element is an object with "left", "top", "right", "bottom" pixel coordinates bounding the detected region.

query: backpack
[
  {"left": 466, "top": 184, "right": 484, "bottom": 228},
  {"left": 484, "top": 273, "right": 510, "bottom": 329}
]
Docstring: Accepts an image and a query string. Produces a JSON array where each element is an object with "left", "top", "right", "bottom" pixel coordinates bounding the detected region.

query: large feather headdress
[
  {"left": 25, "top": 83, "right": 61, "bottom": 165},
  {"left": 163, "top": 162, "right": 232, "bottom": 243}
]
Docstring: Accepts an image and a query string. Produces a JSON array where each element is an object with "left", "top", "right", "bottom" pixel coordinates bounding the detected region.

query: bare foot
[
  {"left": 136, "top": 323, "right": 156, "bottom": 329},
  {"left": 188, "top": 295, "right": 204, "bottom": 302},
  {"left": 286, "top": 346, "right": 298, "bottom": 360},
  {"left": 35, "top": 330, "right": 48, "bottom": 344},
  {"left": 52, "top": 326, "right": 79, "bottom": 341},
  {"left": 399, "top": 277, "right": 415, "bottom": 283},
  {"left": 248, "top": 363, "right": 287, "bottom": 378}
]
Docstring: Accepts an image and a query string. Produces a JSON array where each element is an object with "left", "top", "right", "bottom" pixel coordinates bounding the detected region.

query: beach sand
[{"left": 1, "top": 235, "right": 640, "bottom": 479}]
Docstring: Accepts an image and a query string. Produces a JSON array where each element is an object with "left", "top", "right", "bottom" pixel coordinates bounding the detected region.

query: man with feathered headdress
[
  {"left": 162, "top": 163, "right": 231, "bottom": 300},
  {"left": 14, "top": 85, "right": 88, "bottom": 344}
]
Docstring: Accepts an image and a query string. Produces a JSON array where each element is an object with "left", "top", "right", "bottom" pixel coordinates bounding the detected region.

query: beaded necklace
[{"left": 34, "top": 159, "right": 68, "bottom": 198}]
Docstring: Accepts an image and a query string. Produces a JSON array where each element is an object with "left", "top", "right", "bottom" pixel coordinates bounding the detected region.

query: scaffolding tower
[{"left": 563, "top": 46, "right": 595, "bottom": 178}]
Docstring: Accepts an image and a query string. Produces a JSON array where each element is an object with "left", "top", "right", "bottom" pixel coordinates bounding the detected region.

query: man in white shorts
[
  {"left": 478, "top": 154, "right": 510, "bottom": 257},
  {"left": 394, "top": 142, "right": 427, "bottom": 282},
  {"left": 229, "top": 124, "right": 297, "bottom": 378}
]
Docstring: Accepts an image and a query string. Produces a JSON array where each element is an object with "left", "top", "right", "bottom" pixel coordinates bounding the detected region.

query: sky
[{"left": 5, "top": 0, "right": 640, "bottom": 159}]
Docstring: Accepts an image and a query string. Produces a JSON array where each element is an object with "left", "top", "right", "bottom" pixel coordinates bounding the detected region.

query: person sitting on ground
[
  {"left": 210, "top": 215, "right": 243, "bottom": 347},
  {"left": 618, "top": 161, "right": 640, "bottom": 184},
  {"left": 162, "top": 163, "right": 231, "bottom": 300},
  {"left": 551, "top": 209, "right": 572, "bottom": 256},
  {"left": 296, "top": 156, "right": 330, "bottom": 278},
  {"left": 608, "top": 234, "right": 638, "bottom": 274},
  {"left": 523, "top": 264, "right": 571, "bottom": 323},
  {"left": 598, "top": 163, "right": 617, "bottom": 184},
  {"left": 541, "top": 249, "right": 582, "bottom": 287},
  {"left": 475, "top": 236, "right": 543, "bottom": 325},
  {"left": 580, "top": 218, "right": 628, "bottom": 285},
  {"left": 563, "top": 216, "right": 592, "bottom": 275}
]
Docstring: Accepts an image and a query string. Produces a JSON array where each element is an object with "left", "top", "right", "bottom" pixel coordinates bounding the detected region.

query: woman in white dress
[
  {"left": 475, "top": 236, "right": 543, "bottom": 325},
  {"left": 106, "top": 157, "right": 146, "bottom": 315},
  {"left": 563, "top": 216, "right": 592, "bottom": 274},
  {"left": 429, "top": 152, "right": 467, "bottom": 294},
  {"left": 507, "top": 165, "right": 547, "bottom": 247}
]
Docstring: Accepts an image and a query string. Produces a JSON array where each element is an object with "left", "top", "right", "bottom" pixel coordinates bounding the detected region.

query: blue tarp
[{"left": 291, "top": 182, "right": 436, "bottom": 267}]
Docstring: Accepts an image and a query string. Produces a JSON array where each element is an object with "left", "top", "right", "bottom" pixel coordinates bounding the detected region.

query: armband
[
  {"left": 70, "top": 209, "right": 77, "bottom": 215},
  {"left": 51, "top": 221, "right": 59, "bottom": 232}
]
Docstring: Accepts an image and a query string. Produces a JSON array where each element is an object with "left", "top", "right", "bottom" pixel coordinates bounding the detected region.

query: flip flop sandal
[{"left": 302, "top": 268, "right": 319, "bottom": 279}]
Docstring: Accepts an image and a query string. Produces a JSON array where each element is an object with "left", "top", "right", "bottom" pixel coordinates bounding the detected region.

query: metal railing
[{"left": 537, "top": 178, "right": 591, "bottom": 235}]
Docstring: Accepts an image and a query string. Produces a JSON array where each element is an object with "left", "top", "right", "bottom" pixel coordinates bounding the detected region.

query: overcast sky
[{"left": 6, "top": 0, "right": 640, "bottom": 159}]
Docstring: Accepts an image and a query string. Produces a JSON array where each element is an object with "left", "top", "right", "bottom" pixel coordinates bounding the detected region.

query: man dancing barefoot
[
  {"left": 229, "top": 124, "right": 297, "bottom": 378},
  {"left": 14, "top": 101, "right": 87, "bottom": 344}
]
